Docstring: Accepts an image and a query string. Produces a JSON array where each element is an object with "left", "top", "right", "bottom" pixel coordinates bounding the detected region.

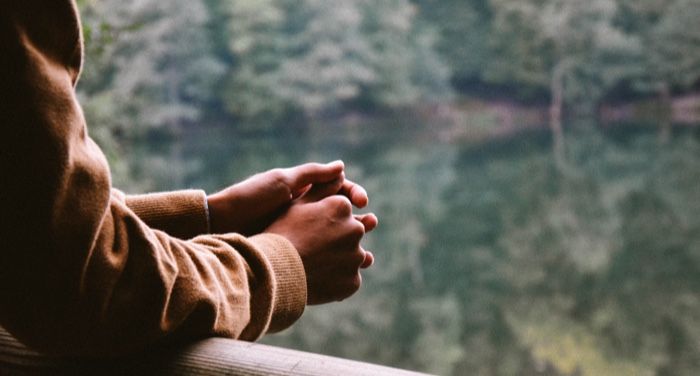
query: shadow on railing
[{"left": 0, "top": 326, "right": 429, "bottom": 375}]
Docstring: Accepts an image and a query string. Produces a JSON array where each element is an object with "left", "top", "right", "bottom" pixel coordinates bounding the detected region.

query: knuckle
[
  {"left": 349, "top": 220, "right": 365, "bottom": 239},
  {"left": 327, "top": 195, "right": 352, "bottom": 216},
  {"left": 269, "top": 169, "right": 291, "bottom": 192},
  {"left": 349, "top": 273, "right": 362, "bottom": 293},
  {"left": 351, "top": 249, "right": 366, "bottom": 267},
  {"left": 341, "top": 245, "right": 366, "bottom": 268},
  {"left": 269, "top": 168, "right": 286, "bottom": 184},
  {"left": 336, "top": 222, "right": 364, "bottom": 247}
]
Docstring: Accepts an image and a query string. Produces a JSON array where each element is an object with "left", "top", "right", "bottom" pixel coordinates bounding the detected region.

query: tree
[
  {"left": 647, "top": 0, "right": 700, "bottom": 91},
  {"left": 412, "top": 0, "right": 492, "bottom": 86},
  {"left": 223, "top": 0, "right": 451, "bottom": 120},
  {"left": 77, "top": 0, "right": 224, "bottom": 188},
  {"left": 78, "top": 0, "right": 224, "bottom": 134},
  {"left": 617, "top": 0, "right": 700, "bottom": 141},
  {"left": 486, "top": 0, "right": 637, "bottom": 166}
]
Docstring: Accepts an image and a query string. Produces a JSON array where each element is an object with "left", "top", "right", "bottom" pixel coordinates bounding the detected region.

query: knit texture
[
  {"left": 125, "top": 190, "right": 211, "bottom": 239},
  {"left": 0, "top": 0, "right": 306, "bottom": 357}
]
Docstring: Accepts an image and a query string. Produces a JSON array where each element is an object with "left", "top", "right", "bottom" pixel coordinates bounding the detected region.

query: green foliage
[
  {"left": 647, "top": 0, "right": 700, "bottom": 90},
  {"left": 485, "top": 0, "right": 639, "bottom": 110},
  {"left": 411, "top": 0, "right": 700, "bottom": 114},
  {"left": 77, "top": 0, "right": 700, "bottom": 131},
  {"left": 223, "top": 0, "right": 452, "bottom": 119},
  {"left": 77, "top": 0, "right": 224, "bottom": 188},
  {"left": 78, "top": 0, "right": 224, "bottom": 133},
  {"left": 615, "top": 0, "right": 700, "bottom": 93},
  {"left": 420, "top": 127, "right": 700, "bottom": 375},
  {"left": 412, "top": 0, "right": 492, "bottom": 83}
]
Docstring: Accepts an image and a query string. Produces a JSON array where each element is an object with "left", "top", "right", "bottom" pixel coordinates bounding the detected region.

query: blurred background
[{"left": 75, "top": 0, "right": 700, "bottom": 374}]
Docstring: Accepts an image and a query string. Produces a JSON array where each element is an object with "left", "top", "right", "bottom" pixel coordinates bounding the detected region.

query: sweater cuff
[
  {"left": 125, "top": 190, "right": 210, "bottom": 239},
  {"left": 248, "top": 234, "right": 307, "bottom": 334}
]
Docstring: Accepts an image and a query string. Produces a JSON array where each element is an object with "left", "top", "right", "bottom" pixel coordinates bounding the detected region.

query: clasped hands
[{"left": 207, "top": 161, "right": 378, "bottom": 305}]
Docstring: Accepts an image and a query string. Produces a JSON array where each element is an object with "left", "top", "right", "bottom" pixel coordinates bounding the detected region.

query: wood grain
[{"left": 0, "top": 327, "right": 430, "bottom": 375}]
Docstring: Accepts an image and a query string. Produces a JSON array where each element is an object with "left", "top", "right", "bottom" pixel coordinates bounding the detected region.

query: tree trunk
[
  {"left": 658, "top": 82, "right": 672, "bottom": 144},
  {"left": 549, "top": 61, "right": 567, "bottom": 169}
]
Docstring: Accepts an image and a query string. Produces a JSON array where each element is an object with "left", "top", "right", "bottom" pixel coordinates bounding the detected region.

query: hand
[
  {"left": 207, "top": 161, "right": 369, "bottom": 235},
  {"left": 266, "top": 179, "right": 378, "bottom": 305}
]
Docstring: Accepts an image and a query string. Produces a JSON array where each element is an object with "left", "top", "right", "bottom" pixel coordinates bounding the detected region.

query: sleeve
[
  {"left": 0, "top": 0, "right": 306, "bottom": 357},
  {"left": 119, "top": 189, "right": 212, "bottom": 239}
]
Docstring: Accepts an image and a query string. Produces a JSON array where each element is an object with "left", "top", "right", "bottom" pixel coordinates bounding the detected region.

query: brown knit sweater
[{"left": 0, "top": 0, "right": 307, "bottom": 357}]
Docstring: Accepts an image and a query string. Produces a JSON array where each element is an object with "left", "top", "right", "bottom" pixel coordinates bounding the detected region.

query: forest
[{"left": 75, "top": 0, "right": 700, "bottom": 375}]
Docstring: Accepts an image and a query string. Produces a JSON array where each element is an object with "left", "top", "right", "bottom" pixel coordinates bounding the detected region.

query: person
[{"left": 0, "top": 0, "right": 378, "bottom": 357}]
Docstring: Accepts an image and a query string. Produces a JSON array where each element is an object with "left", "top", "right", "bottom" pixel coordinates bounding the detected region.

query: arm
[
  {"left": 122, "top": 163, "right": 368, "bottom": 239},
  {"left": 0, "top": 0, "right": 305, "bottom": 356}
]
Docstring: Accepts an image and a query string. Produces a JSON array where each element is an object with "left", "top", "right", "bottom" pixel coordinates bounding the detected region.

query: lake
[{"left": 122, "top": 119, "right": 700, "bottom": 375}]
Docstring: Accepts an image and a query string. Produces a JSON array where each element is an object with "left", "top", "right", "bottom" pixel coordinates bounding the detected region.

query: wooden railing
[{"left": 0, "top": 327, "right": 429, "bottom": 375}]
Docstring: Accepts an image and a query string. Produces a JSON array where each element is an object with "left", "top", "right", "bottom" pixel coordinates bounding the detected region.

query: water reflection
[{"left": 123, "top": 121, "right": 700, "bottom": 375}]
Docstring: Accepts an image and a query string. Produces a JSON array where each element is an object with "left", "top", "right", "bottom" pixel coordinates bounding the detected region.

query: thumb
[
  {"left": 286, "top": 161, "right": 345, "bottom": 198},
  {"left": 298, "top": 176, "right": 345, "bottom": 203}
]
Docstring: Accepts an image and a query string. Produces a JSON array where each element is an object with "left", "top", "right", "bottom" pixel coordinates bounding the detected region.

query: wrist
[
  {"left": 207, "top": 187, "right": 245, "bottom": 234},
  {"left": 206, "top": 192, "right": 225, "bottom": 234},
  {"left": 203, "top": 194, "right": 212, "bottom": 233}
]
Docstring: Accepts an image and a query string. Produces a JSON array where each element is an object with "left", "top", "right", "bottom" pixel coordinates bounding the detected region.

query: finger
[
  {"left": 299, "top": 177, "right": 345, "bottom": 203},
  {"left": 354, "top": 213, "right": 378, "bottom": 233},
  {"left": 286, "top": 161, "right": 345, "bottom": 198},
  {"left": 340, "top": 179, "right": 368, "bottom": 208},
  {"left": 360, "top": 250, "right": 374, "bottom": 269},
  {"left": 291, "top": 184, "right": 311, "bottom": 199}
]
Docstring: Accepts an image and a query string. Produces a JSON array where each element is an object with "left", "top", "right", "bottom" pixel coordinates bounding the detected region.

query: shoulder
[{"left": 2, "top": 0, "right": 83, "bottom": 83}]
